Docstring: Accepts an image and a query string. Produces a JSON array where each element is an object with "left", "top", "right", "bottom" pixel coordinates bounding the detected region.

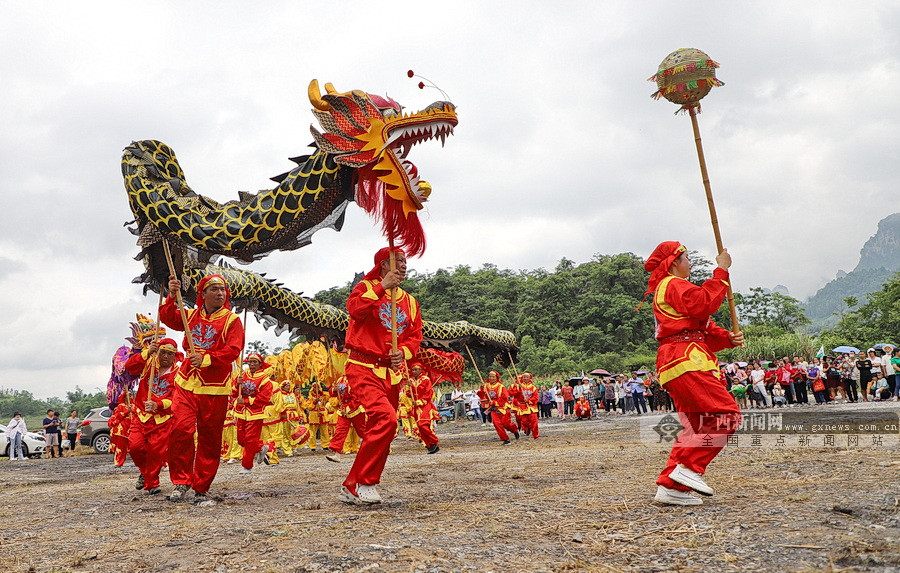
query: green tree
[
  {"left": 735, "top": 287, "right": 811, "bottom": 332},
  {"left": 65, "top": 386, "right": 108, "bottom": 417}
]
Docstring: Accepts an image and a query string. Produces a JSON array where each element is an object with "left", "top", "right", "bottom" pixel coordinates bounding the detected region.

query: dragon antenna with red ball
[{"left": 407, "top": 69, "right": 450, "bottom": 101}]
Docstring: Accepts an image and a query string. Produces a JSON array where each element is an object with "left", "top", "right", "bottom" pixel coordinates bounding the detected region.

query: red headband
[
  {"left": 643, "top": 241, "right": 686, "bottom": 297},
  {"left": 363, "top": 247, "right": 406, "bottom": 281}
]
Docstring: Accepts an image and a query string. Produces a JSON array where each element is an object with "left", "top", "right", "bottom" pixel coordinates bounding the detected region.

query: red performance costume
[
  {"left": 340, "top": 248, "right": 423, "bottom": 504},
  {"left": 160, "top": 274, "right": 244, "bottom": 499},
  {"left": 409, "top": 361, "right": 440, "bottom": 452},
  {"left": 124, "top": 338, "right": 180, "bottom": 492},
  {"left": 327, "top": 375, "right": 367, "bottom": 455},
  {"left": 484, "top": 371, "right": 519, "bottom": 444},
  {"left": 233, "top": 353, "right": 274, "bottom": 470},
  {"left": 574, "top": 395, "right": 592, "bottom": 419},
  {"left": 645, "top": 241, "right": 742, "bottom": 506},
  {"left": 108, "top": 398, "right": 132, "bottom": 467},
  {"left": 510, "top": 374, "right": 540, "bottom": 438}
]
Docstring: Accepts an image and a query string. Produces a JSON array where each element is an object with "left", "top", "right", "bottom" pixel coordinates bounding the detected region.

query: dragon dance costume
[
  {"left": 483, "top": 372, "right": 519, "bottom": 443},
  {"left": 511, "top": 375, "right": 540, "bottom": 438},
  {"left": 409, "top": 362, "right": 439, "bottom": 451},
  {"left": 107, "top": 398, "right": 132, "bottom": 467},
  {"left": 261, "top": 383, "right": 286, "bottom": 465},
  {"left": 233, "top": 353, "right": 273, "bottom": 470},
  {"left": 645, "top": 242, "right": 741, "bottom": 497},
  {"left": 160, "top": 274, "right": 244, "bottom": 495},
  {"left": 303, "top": 381, "right": 329, "bottom": 451},
  {"left": 123, "top": 338, "right": 180, "bottom": 491},
  {"left": 221, "top": 399, "right": 242, "bottom": 463},
  {"left": 341, "top": 247, "right": 423, "bottom": 499},
  {"left": 328, "top": 375, "right": 366, "bottom": 455}
]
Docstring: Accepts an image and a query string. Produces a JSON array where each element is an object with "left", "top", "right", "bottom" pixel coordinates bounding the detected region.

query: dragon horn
[{"left": 308, "top": 80, "right": 331, "bottom": 112}]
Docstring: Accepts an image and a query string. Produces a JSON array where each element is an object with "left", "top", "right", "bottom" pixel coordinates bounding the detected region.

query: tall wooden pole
[
  {"left": 463, "top": 344, "right": 485, "bottom": 385},
  {"left": 388, "top": 236, "right": 399, "bottom": 354},
  {"left": 688, "top": 107, "right": 740, "bottom": 333},
  {"left": 161, "top": 239, "right": 197, "bottom": 354}
]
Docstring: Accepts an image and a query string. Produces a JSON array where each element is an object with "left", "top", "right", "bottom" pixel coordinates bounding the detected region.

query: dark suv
[{"left": 79, "top": 406, "right": 112, "bottom": 453}]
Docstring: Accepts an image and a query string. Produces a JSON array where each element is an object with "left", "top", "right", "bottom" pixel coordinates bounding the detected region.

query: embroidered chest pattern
[
  {"left": 378, "top": 302, "right": 408, "bottom": 334},
  {"left": 191, "top": 323, "right": 219, "bottom": 350}
]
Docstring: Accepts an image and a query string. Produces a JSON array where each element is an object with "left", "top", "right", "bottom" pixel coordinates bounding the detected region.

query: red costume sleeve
[
  {"left": 159, "top": 296, "right": 185, "bottom": 332},
  {"left": 664, "top": 268, "right": 730, "bottom": 320},
  {"left": 704, "top": 319, "right": 734, "bottom": 353},
  {"left": 256, "top": 379, "right": 274, "bottom": 406},
  {"left": 124, "top": 350, "right": 148, "bottom": 375}
]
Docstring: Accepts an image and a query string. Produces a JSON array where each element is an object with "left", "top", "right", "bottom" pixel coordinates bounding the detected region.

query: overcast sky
[{"left": 2, "top": 1, "right": 898, "bottom": 399}]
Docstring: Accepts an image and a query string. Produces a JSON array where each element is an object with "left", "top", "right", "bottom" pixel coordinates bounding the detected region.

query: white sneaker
[
  {"left": 238, "top": 467, "right": 252, "bottom": 474},
  {"left": 654, "top": 485, "right": 702, "bottom": 506},
  {"left": 226, "top": 458, "right": 237, "bottom": 464},
  {"left": 669, "top": 464, "right": 714, "bottom": 496},
  {"left": 255, "top": 445, "right": 269, "bottom": 466},
  {"left": 325, "top": 452, "right": 341, "bottom": 463},
  {"left": 338, "top": 485, "right": 360, "bottom": 505},
  {"left": 356, "top": 484, "right": 382, "bottom": 504}
]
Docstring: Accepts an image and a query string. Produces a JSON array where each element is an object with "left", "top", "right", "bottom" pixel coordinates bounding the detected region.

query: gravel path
[{"left": 1, "top": 401, "right": 898, "bottom": 572}]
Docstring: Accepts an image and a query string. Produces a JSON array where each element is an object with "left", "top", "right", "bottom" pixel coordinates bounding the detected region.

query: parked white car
[{"left": 0, "top": 423, "right": 47, "bottom": 458}]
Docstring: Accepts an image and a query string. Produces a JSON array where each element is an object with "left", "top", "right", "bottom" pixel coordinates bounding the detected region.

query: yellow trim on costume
[
  {"left": 346, "top": 405, "right": 366, "bottom": 418},
  {"left": 654, "top": 275, "right": 683, "bottom": 321},
  {"left": 361, "top": 280, "right": 380, "bottom": 301},
  {"left": 658, "top": 343, "right": 720, "bottom": 385}
]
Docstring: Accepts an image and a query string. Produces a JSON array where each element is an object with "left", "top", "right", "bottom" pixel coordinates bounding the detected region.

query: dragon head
[{"left": 308, "top": 79, "right": 458, "bottom": 256}]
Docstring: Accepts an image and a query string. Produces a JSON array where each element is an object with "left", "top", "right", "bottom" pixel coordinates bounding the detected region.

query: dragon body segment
[
  {"left": 122, "top": 79, "right": 517, "bottom": 358},
  {"left": 123, "top": 140, "right": 352, "bottom": 262}
]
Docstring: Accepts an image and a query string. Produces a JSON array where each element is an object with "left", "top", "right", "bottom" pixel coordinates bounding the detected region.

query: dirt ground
[{"left": 1, "top": 401, "right": 898, "bottom": 573}]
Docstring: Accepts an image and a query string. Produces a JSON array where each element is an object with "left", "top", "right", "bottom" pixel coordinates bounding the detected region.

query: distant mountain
[
  {"left": 853, "top": 212, "right": 900, "bottom": 272},
  {"left": 805, "top": 213, "right": 900, "bottom": 331}
]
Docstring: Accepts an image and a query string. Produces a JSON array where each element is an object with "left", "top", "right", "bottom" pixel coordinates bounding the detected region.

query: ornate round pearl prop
[{"left": 649, "top": 48, "right": 723, "bottom": 111}]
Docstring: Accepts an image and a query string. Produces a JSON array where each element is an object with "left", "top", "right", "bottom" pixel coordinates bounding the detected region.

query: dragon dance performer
[
  {"left": 221, "top": 397, "right": 242, "bottom": 464},
  {"left": 326, "top": 375, "right": 366, "bottom": 463},
  {"left": 161, "top": 273, "right": 245, "bottom": 502},
  {"left": 644, "top": 242, "right": 744, "bottom": 506},
  {"left": 278, "top": 380, "right": 303, "bottom": 456},
  {"left": 108, "top": 395, "right": 132, "bottom": 467},
  {"left": 339, "top": 247, "right": 423, "bottom": 505},
  {"left": 409, "top": 361, "right": 440, "bottom": 454},
  {"left": 261, "top": 377, "right": 289, "bottom": 465},
  {"left": 484, "top": 370, "right": 519, "bottom": 445},
  {"left": 234, "top": 353, "right": 274, "bottom": 472},
  {"left": 573, "top": 395, "right": 592, "bottom": 419},
  {"left": 123, "top": 339, "right": 180, "bottom": 494},
  {"left": 304, "top": 381, "right": 328, "bottom": 452},
  {"left": 289, "top": 385, "right": 312, "bottom": 450},
  {"left": 397, "top": 381, "right": 418, "bottom": 439},
  {"left": 508, "top": 375, "right": 526, "bottom": 432},
  {"left": 511, "top": 372, "right": 540, "bottom": 438}
]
